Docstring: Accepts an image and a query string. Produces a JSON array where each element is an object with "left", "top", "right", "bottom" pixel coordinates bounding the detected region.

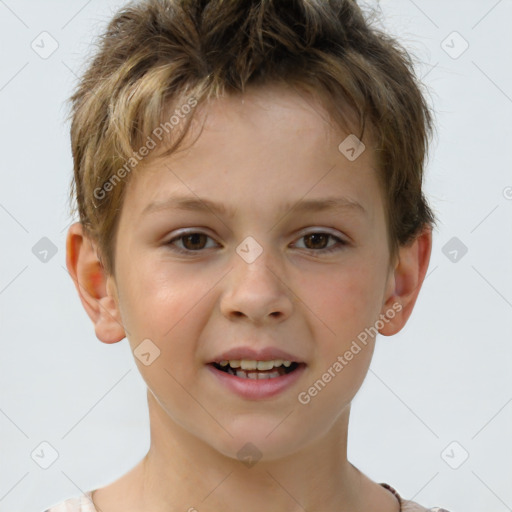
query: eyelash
[{"left": 165, "top": 230, "right": 348, "bottom": 255}]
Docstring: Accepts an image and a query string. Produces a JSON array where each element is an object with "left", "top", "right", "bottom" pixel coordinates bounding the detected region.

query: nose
[{"left": 219, "top": 247, "right": 293, "bottom": 325}]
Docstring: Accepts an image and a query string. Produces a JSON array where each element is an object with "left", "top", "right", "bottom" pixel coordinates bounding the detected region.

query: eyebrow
[{"left": 141, "top": 195, "right": 367, "bottom": 218}]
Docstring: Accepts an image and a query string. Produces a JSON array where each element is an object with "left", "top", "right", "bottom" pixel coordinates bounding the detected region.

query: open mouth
[{"left": 209, "top": 361, "right": 303, "bottom": 380}]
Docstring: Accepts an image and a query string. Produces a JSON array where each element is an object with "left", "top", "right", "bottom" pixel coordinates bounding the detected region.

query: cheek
[
  {"left": 119, "top": 262, "right": 226, "bottom": 386},
  {"left": 119, "top": 258, "right": 211, "bottom": 337},
  {"left": 300, "top": 264, "right": 380, "bottom": 338}
]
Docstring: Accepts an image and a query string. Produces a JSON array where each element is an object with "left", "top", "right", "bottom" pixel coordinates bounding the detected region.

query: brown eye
[
  {"left": 180, "top": 233, "right": 208, "bottom": 250},
  {"left": 294, "top": 231, "right": 347, "bottom": 254},
  {"left": 303, "top": 233, "right": 330, "bottom": 250},
  {"left": 167, "top": 232, "right": 217, "bottom": 253}
]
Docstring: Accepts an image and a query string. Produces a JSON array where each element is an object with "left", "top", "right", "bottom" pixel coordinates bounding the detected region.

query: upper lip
[{"left": 209, "top": 346, "right": 304, "bottom": 364}]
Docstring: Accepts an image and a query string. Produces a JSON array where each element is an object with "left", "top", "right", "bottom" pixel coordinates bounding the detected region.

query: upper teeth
[{"left": 219, "top": 359, "right": 292, "bottom": 370}]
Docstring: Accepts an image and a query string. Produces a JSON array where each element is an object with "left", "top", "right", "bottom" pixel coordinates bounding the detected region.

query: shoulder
[
  {"left": 380, "top": 482, "right": 452, "bottom": 512},
  {"left": 402, "top": 499, "right": 452, "bottom": 512},
  {"left": 42, "top": 491, "right": 97, "bottom": 512}
]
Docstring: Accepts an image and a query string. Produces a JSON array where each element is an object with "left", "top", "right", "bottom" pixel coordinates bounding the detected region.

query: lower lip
[{"left": 206, "top": 363, "right": 307, "bottom": 400}]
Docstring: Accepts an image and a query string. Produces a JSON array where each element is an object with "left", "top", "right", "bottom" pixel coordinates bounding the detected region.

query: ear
[
  {"left": 378, "top": 225, "right": 433, "bottom": 336},
  {"left": 65, "top": 222, "right": 126, "bottom": 344}
]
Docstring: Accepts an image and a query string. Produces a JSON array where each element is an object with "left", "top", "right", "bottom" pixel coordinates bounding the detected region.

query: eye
[
  {"left": 293, "top": 231, "right": 348, "bottom": 254},
  {"left": 165, "top": 229, "right": 348, "bottom": 255},
  {"left": 166, "top": 231, "right": 219, "bottom": 253}
]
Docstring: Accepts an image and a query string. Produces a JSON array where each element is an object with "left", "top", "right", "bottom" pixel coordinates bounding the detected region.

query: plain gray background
[{"left": 0, "top": 1, "right": 511, "bottom": 511}]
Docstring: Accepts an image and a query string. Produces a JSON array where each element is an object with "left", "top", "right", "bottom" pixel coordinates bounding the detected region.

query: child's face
[{"left": 102, "top": 84, "right": 402, "bottom": 460}]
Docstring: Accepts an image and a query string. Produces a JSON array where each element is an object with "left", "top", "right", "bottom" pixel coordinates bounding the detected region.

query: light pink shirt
[{"left": 43, "top": 484, "right": 452, "bottom": 511}]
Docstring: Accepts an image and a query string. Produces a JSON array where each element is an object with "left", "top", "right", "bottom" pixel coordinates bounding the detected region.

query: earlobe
[
  {"left": 65, "top": 222, "right": 126, "bottom": 344},
  {"left": 378, "top": 226, "right": 433, "bottom": 336}
]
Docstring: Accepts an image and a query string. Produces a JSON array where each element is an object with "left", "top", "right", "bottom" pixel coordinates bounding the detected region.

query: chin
[{"left": 205, "top": 419, "right": 307, "bottom": 464}]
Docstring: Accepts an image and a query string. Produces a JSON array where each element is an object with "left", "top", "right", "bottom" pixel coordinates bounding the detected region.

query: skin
[{"left": 66, "top": 83, "right": 432, "bottom": 512}]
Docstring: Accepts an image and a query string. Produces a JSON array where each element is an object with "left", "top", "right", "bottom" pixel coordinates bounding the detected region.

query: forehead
[
  {"left": 121, "top": 84, "right": 381, "bottom": 224},
  {"left": 188, "top": 83, "right": 362, "bottom": 151}
]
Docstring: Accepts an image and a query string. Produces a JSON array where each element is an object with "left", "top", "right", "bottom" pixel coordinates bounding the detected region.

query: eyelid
[
  {"left": 294, "top": 226, "right": 348, "bottom": 241},
  {"left": 296, "top": 226, "right": 345, "bottom": 238}
]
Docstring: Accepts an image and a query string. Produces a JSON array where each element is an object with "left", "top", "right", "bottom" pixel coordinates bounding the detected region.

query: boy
[{"left": 48, "top": 0, "right": 451, "bottom": 510}]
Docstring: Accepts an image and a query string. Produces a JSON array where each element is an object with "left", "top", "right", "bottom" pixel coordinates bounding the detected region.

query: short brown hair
[{"left": 67, "top": 0, "right": 437, "bottom": 276}]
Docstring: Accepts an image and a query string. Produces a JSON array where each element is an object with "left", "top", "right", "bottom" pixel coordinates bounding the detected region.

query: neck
[{"left": 138, "top": 390, "right": 363, "bottom": 512}]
